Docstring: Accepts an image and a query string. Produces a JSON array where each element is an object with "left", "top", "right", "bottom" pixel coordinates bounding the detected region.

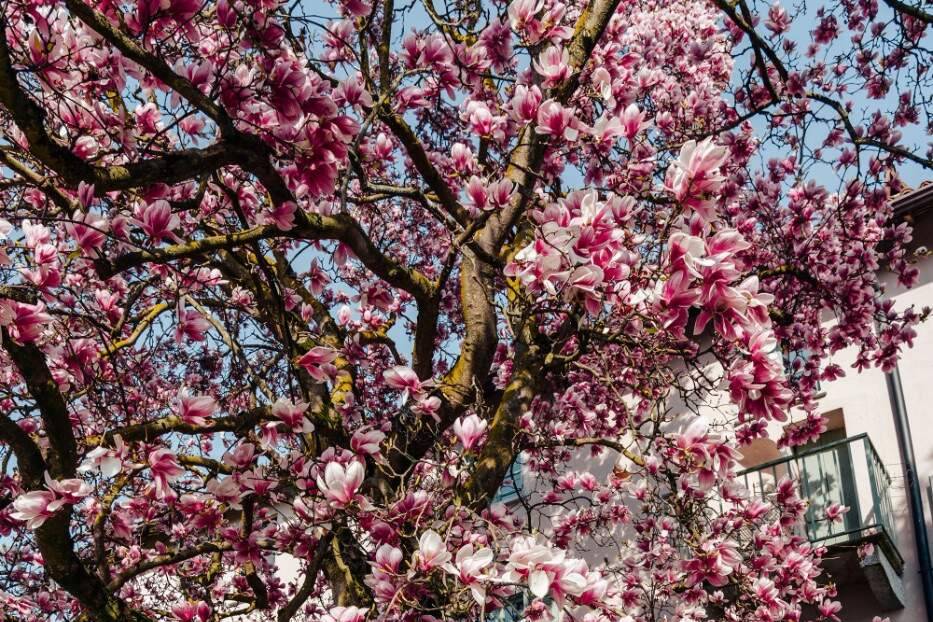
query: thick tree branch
[
  {"left": 88, "top": 407, "right": 268, "bottom": 446},
  {"left": 98, "top": 215, "right": 434, "bottom": 302},
  {"left": 109, "top": 542, "right": 234, "bottom": 590},
  {"left": 882, "top": 0, "right": 933, "bottom": 24},
  {"left": 0, "top": 414, "right": 46, "bottom": 488},
  {"left": 457, "top": 339, "right": 544, "bottom": 510},
  {"left": 240, "top": 496, "right": 270, "bottom": 610},
  {"left": 99, "top": 303, "right": 171, "bottom": 357},
  {"left": 2, "top": 334, "right": 77, "bottom": 479},
  {"left": 0, "top": 20, "right": 246, "bottom": 191}
]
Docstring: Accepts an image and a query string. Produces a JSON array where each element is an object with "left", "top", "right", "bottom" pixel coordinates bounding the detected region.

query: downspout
[{"left": 884, "top": 362, "right": 933, "bottom": 621}]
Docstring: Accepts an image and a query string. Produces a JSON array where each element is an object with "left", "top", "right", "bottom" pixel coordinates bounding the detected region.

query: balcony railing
[{"left": 737, "top": 434, "right": 901, "bottom": 564}]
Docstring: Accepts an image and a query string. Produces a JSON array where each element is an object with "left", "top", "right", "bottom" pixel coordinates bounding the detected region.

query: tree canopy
[{"left": 0, "top": 0, "right": 929, "bottom": 620}]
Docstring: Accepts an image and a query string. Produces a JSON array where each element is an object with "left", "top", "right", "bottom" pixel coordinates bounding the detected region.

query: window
[
  {"left": 487, "top": 593, "right": 525, "bottom": 622},
  {"left": 783, "top": 348, "right": 820, "bottom": 391},
  {"left": 487, "top": 592, "right": 558, "bottom": 622},
  {"left": 768, "top": 343, "right": 821, "bottom": 392},
  {"left": 492, "top": 455, "right": 524, "bottom": 504}
]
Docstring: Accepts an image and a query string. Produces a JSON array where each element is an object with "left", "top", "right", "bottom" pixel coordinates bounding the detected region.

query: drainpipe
[{"left": 884, "top": 362, "right": 933, "bottom": 621}]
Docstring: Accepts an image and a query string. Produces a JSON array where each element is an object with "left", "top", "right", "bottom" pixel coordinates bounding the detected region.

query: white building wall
[{"left": 788, "top": 241, "right": 933, "bottom": 622}]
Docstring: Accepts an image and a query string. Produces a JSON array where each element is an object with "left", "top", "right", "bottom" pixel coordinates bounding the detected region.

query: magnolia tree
[{"left": 0, "top": 0, "right": 929, "bottom": 620}]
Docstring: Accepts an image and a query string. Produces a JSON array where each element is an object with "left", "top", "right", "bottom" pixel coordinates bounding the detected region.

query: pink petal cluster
[
  {"left": 148, "top": 448, "right": 184, "bottom": 501},
  {"left": 316, "top": 459, "right": 365, "bottom": 508},
  {"left": 11, "top": 473, "right": 92, "bottom": 529}
]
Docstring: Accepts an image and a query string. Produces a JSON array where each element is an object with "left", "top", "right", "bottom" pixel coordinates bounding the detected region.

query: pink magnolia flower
[
  {"left": 728, "top": 331, "right": 793, "bottom": 422},
  {"left": 371, "top": 543, "right": 403, "bottom": 576},
  {"left": 443, "top": 544, "right": 493, "bottom": 604},
  {"left": 366, "top": 544, "right": 404, "bottom": 601},
  {"left": 340, "top": 0, "right": 373, "bottom": 17},
  {"left": 298, "top": 346, "right": 340, "bottom": 382},
  {"left": 450, "top": 142, "right": 475, "bottom": 173},
  {"left": 73, "top": 135, "right": 99, "bottom": 160},
  {"left": 79, "top": 435, "right": 127, "bottom": 479},
  {"left": 324, "top": 606, "right": 367, "bottom": 622},
  {"left": 206, "top": 476, "right": 241, "bottom": 507},
  {"left": 179, "top": 116, "right": 205, "bottom": 136},
  {"left": 463, "top": 101, "right": 498, "bottom": 137},
  {"left": 576, "top": 572, "right": 609, "bottom": 606},
  {"left": 683, "top": 539, "right": 741, "bottom": 587},
  {"left": 508, "top": 0, "right": 544, "bottom": 34},
  {"left": 533, "top": 45, "right": 570, "bottom": 86},
  {"left": 383, "top": 365, "right": 423, "bottom": 400},
  {"left": 658, "top": 270, "right": 700, "bottom": 329},
  {"left": 64, "top": 210, "right": 107, "bottom": 254},
  {"left": 532, "top": 558, "right": 587, "bottom": 603},
  {"left": 174, "top": 302, "right": 210, "bottom": 345},
  {"left": 563, "top": 264, "right": 605, "bottom": 313},
  {"left": 590, "top": 114, "right": 624, "bottom": 145},
  {"left": 753, "top": 577, "right": 788, "bottom": 617},
  {"left": 413, "top": 530, "right": 452, "bottom": 572},
  {"left": 503, "top": 537, "right": 589, "bottom": 604},
  {"left": 765, "top": 3, "right": 791, "bottom": 34},
  {"left": 316, "top": 460, "right": 365, "bottom": 507},
  {"left": 335, "top": 77, "right": 373, "bottom": 110},
  {"left": 618, "top": 103, "right": 650, "bottom": 141},
  {"left": 664, "top": 138, "right": 728, "bottom": 222},
  {"left": 170, "top": 601, "right": 211, "bottom": 622},
  {"left": 44, "top": 472, "right": 92, "bottom": 504},
  {"left": 223, "top": 443, "right": 256, "bottom": 470},
  {"left": 412, "top": 394, "right": 441, "bottom": 420},
  {"left": 464, "top": 176, "right": 488, "bottom": 213},
  {"left": 351, "top": 429, "right": 385, "bottom": 456},
  {"left": 263, "top": 201, "right": 297, "bottom": 231},
  {"left": 135, "top": 200, "right": 180, "bottom": 242},
  {"left": 509, "top": 84, "right": 542, "bottom": 122},
  {"left": 149, "top": 448, "right": 184, "bottom": 500},
  {"left": 818, "top": 599, "right": 842, "bottom": 621},
  {"left": 176, "top": 389, "right": 217, "bottom": 426},
  {"left": 536, "top": 100, "right": 578, "bottom": 141},
  {"left": 674, "top": 419, "right": 715, "bottom": 489},
  {"left": 21, "top": 220, "right": 50, "bottom": 247},
  {"left": 134, "top": 102, "right": 163, "bottom": 135},
  {"left": 307, "top": 259, "right": 330, "bottom": 296},
  {"left": 10, "top": 473, "right": 91, "bottom": 529},
  {"left": 825, "top": 503, "right": 849, "bottom": 523},
  {"left": 259, "top": 421, "right": 282, "bottom": 450},
  {"left": 452, "top": 414, "right": 488, "bottom": 450},
  {"left": 10, "top": 490, "right": 63, "bottom": 529},
  {"left": 76, "top": 182, "right": 95, "bottom": 208},
  {"left": 0, "top": 300, "right": 52, "bottom": 344},
  {"left": 488, "top": 178, "right": 515, "bottom": 209},
  {"left": 271, "top": 398, "right": 314, "bottom": 433}
]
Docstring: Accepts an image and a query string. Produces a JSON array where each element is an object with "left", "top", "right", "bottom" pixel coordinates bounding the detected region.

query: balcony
[{"left": 738, "top": 434, "right": 905, "bottom": 611}]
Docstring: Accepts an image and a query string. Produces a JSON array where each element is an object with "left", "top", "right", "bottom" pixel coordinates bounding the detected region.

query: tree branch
[
  {"left": 882, "top": 0, "right": 933, "bottom": 24},
  {"left": 98, "top": 215, "right": 434, "bottom": 302},
  {"left": 277, "top": 534, "right": 333, "bottom": 622}
]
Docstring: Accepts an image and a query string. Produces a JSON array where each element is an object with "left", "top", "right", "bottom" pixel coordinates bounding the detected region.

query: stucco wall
[{"left": 790, "top": 240, "right": 933, "bottom": 622}]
